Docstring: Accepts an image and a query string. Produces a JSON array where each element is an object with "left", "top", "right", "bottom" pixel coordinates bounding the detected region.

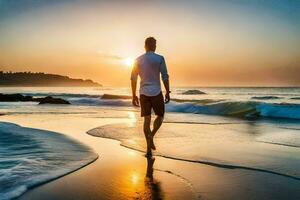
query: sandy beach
[
  {"left": 1, "top": 114, "right": 196, "bottom": 200},
  {"left": 0, "top": 112, "right": 299, "bottom": 200},
  {"left": 1, "top": 0, "right": 300, "bottom": 199}
]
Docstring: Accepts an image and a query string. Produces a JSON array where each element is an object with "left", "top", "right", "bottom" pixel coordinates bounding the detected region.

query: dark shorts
[{"left": 140, "top": 92, "right": 165, "bottom": 117}]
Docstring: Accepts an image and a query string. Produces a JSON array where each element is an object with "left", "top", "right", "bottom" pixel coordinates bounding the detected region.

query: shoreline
[
  {"left": 0, "top": 121, "right": 99, "bottom": 200},
  {"left": 1, "top": 114, "right": 300, "bottom": 200},
  {"left": 1, "top": 114, "right": 197, "bottom": 200},
  {"left": 88, "top": 128, "right": 300, "bottom": 181}
]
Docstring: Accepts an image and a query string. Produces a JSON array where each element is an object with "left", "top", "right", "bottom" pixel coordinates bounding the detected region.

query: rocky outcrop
[
  {"left": 0, "top": 93, "right": 70, "bottom": 104},
  {"left": 182, "top": 90, "right": 206, "bottom": 95},
  {"left": 252, "top": 96, "right": 282, "bottom": 100},
  {"left": 38, "top": 96, "right": 70, "bottom": 105},
  {"left": 0, "top": 93, "right": 34, "bottom": 102}
]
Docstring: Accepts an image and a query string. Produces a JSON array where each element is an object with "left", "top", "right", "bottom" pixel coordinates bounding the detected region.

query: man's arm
[
  {"left": 131, "top": 79, "right": 137, "bottom": 97},
  {"left": 160, "top": 57, "right": 170, "bottom": 103},
  {"left": 163, "top": 79, "right": 170, "bottom": 103},
  {"left": 131, "top": 79, "right": 139, "bottom": 106},
  {"left": 130, "top": 61, "right": 139, "bottom": 106}
]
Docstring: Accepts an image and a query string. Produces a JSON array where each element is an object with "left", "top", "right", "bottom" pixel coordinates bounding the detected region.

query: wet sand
[{"left": 1, "top": 114, "right": 300, "bottom": 200}]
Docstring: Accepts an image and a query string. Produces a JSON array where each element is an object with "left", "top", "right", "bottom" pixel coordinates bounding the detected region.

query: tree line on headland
[{"left": 0, "top": 71, "right": 101, "bottom": 87}]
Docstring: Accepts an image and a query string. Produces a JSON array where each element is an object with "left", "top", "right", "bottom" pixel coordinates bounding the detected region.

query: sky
[{"left": 0, "top": 0, "right": 299, "bottom": 86}]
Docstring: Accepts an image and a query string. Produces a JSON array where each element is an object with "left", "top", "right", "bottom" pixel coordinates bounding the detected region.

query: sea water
[
  {"left": 0, "top": 87, "right": 299, "bottom": 198},
  {"left": 0, "top": 122, "right": 97, "bottom": 200}
]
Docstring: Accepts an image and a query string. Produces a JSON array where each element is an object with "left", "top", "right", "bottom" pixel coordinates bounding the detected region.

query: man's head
[{"left": 145, "top": 37, "right": 156, "bottom": 52}]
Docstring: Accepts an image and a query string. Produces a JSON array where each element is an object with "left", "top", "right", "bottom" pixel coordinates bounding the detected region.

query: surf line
[
  {"left": 156, "top": 153, "right": 300, "bottom": 181},
  {"left": 118, "top": 143, "right": 300, "bottom": 181},
  {"left": 256, "top": 140, "right": 300, "bottom": 148},
  {"left": 87, "top": 129, "right": 300, "bottom": 181},
  {"left": 154, "top": 168, "right": 200, "bottom": 199},
  {"left": 115, "top": 142, "right": 300, "bottom": 181}
]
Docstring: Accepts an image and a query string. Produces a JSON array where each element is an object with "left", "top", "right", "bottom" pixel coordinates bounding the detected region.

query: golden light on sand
[
  {"left": 128, "top": 151, "right": 136, "bottom": 156},
  {"left": 128, "top": 112, "right": 136, "bottom": 121},
  {"left": 128, "top": 139, "right": 137, "bottom": 145},
  {"left": 131, "top": 173, "right": 140, "bottom": 185},
  {"left": 124, "top": 57, "right": 134, "bottom": 67}
]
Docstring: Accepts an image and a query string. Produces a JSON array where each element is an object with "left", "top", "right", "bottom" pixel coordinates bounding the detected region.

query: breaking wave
[
  {"left": 14, "top": 93, "right": 300, "bottom": 120},
  {"left": 66, "top": 96, "right": 300, "bottom": 120},
  {"left": 0, "top": 122, "right": 98, "bottom": 200},
  {"left": 166, "top": 101, "right": 300, "bottom": 120}
]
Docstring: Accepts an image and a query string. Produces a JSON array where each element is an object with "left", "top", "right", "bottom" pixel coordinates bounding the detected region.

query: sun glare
[{"left": 124, "top": 57, "right": 134, "bottom": 67}]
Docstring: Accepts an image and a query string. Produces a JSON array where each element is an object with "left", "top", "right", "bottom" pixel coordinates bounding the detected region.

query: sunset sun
[{"left": 124, "top": 57, "right": 134, "bottom": 67}]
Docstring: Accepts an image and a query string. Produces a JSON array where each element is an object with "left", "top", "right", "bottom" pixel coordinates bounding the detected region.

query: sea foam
[{"left": 0, "top": 122, "right": 98, "bottom": 200}]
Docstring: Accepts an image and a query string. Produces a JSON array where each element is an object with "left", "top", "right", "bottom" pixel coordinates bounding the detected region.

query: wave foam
[
  {"left": 166, "top": 101, "right": 300, "bottom": 120},
  {"left": 17, "top": 92, "right": 300, "bottom": 120},
  {"left": 0, "top": 122, "right": 98, "bottom": 200}
]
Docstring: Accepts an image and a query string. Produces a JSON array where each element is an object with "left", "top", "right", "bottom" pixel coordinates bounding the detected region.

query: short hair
[{"left": 145, "top": 37, "right": 156, "bottom": 50}]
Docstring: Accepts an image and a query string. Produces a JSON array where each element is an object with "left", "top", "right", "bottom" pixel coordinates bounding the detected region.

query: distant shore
[{"left": 0, "top": 72, "right": 101, "bottom": 87}]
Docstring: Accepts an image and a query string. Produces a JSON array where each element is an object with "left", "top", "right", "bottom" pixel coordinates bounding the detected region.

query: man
[{"left": 131, "top": 37, "right": 170, "bottom": 156}]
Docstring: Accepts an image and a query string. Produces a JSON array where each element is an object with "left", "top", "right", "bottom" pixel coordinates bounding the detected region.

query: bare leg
[
  {"left": 143, "top": 115, "right": 152, "bottom": 156},
  {"left": 150, "top": 115, "right": 163, "bottom": 150},
  {"left": 152, "top": 116, "right": 163, "bottom": 137}
]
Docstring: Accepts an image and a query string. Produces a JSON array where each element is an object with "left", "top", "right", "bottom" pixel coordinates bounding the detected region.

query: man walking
[{"left": 131, "top": 37, "right": 170, "bottom": 156}]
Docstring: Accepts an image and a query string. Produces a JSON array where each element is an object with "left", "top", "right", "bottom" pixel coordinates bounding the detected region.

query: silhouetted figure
[{"left": 131, "top": 37, "right": 170, "bottom": 156}]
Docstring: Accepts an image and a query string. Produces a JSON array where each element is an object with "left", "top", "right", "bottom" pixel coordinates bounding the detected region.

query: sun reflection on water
[
  {"left": 118, "top": 156, "right": 164, "bottom": 200},
  {"left": 131, "top": 172, "right": 140, "bottom": 185}
]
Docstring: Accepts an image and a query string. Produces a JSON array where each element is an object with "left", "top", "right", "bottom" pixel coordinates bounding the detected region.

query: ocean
[{"left": 0, "top": 87, "right": 300, "bottom": 199}]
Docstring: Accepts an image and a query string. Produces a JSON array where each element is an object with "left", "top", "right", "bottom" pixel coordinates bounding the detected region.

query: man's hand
[
  {"left": 132, "top": 95, "right": 140, "bottom": 107},
  {"left": 165, "top": 92, "right": 170, "bottom": 104}
]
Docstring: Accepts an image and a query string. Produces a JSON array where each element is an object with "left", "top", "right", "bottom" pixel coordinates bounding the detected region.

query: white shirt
[{"left": 131, "top": 51, "right": 169, "bottom": 96}]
